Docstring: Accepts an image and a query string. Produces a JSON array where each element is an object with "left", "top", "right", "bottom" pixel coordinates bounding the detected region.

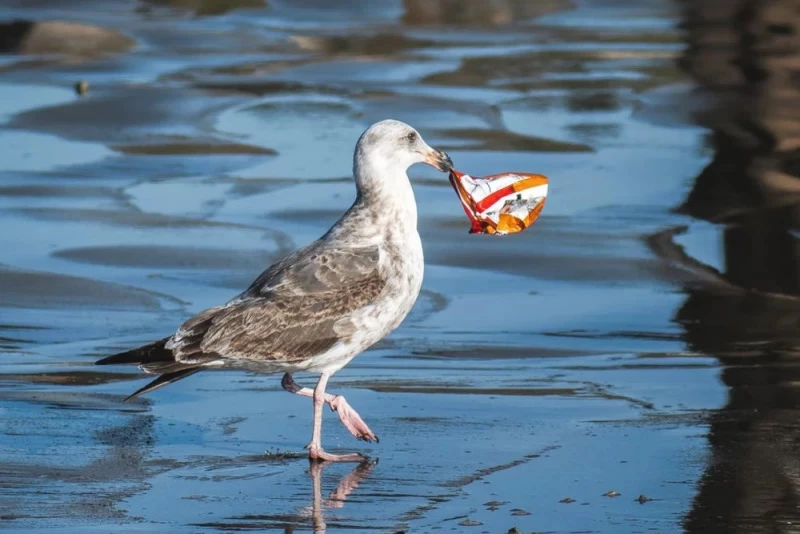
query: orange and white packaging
[{"left": 448, "top": 169, "right": 548, "bottom": 235}]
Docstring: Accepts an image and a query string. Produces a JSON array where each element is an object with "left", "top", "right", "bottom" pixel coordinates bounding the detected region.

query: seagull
[{"left": 96, "top": 119, "right": 453, "bottom": 462}]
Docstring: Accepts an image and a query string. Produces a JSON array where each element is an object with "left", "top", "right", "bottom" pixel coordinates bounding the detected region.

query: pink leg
[
  {"left": 301, "top": 373, "right": 370, "bottom": 463},
  {"left": 282, "top": 373, "right": 379, "bottom": 443}
]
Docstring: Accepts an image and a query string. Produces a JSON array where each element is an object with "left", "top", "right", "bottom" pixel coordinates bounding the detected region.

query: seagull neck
[{"left": 354, "top": 162, "right": 418, "bottom": 231}]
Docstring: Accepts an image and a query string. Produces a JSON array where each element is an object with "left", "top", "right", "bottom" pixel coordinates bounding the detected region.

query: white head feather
[{"left": 352, "top": 119, "right": 451, "bottom": 225}]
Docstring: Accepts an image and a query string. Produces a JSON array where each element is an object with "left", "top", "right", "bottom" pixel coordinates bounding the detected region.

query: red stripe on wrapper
[
  {"left": 473, "top": 183, "right": 520, "bottom": 213},
  {"left": 448, "top": 169, "right": 548, "bottom": 235}
]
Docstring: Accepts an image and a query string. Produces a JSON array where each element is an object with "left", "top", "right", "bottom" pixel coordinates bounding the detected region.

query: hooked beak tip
[{"left": 425, "top": 148, "right": 453, "bottom": 172}]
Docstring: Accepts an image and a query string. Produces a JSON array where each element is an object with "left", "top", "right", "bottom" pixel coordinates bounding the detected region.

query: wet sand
[{"left": 1, "top": 0, "right": 793, "bottom": 532}]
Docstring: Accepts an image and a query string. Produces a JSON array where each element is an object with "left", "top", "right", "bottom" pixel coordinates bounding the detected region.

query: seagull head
[{"left": 354, "top": 120, "right": 453, "bottom": 176}]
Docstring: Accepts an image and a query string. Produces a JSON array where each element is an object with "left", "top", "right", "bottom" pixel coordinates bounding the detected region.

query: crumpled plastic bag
[{"left": 448, "top": 169, "right": 548, "bottom": 235}]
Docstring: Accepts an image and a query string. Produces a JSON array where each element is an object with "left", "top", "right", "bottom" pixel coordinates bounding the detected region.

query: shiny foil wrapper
[{"left": 449, "top": 169, "right": 548, "bottom": 235}]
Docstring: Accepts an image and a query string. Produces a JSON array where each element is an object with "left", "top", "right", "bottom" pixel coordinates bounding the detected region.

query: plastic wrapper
[{"left": 448, "top": 169, "right": 548, "bottom": 235}]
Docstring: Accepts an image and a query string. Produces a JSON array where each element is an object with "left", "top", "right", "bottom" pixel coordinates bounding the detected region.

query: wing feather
[
  {"left": 167, "top": 243, "right": 385, "bottom": 365},
  {"left": 239, "top": 242, "right": 381, "bottom": 298}
]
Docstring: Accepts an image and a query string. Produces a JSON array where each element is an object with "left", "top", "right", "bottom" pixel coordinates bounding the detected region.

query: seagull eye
[{"left": 406, "top": 132, "right": 417, "bottom": 143}]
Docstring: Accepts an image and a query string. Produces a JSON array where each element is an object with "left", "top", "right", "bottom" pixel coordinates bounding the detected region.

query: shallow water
[{"left": 1, "top": 0, "right": 799, "bottom": 532}]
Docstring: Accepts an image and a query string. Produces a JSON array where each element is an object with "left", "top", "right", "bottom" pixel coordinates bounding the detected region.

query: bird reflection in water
[{"left": 665, "top": 0, "right": 800, "bottom": 530}]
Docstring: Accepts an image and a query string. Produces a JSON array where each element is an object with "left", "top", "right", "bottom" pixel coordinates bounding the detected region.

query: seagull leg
[
  {"left": 282, "top": 373, "right": 379, "bottom": 443},
  {"left": 305, "top": 373, "right": 369, "bottom": 462}
]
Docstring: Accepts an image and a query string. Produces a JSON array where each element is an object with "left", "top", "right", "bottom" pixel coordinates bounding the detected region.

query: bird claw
[
  {"left": 307, "top": 444, "right": 370, "bottom": 463},
  {"left": 329, "top": 395, "right": 379, "bottom": 444}
]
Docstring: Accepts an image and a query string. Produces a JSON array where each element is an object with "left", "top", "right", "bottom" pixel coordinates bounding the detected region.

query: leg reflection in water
[{"left": 302, "top": 460, "right": 377, "bottom": 534}]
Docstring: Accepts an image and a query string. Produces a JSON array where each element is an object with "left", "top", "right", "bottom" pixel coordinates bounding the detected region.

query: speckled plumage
[
  {"left": 98, "top": 120, "right": 450, "bottom": 402},
  {"left": 163, "top": 227, "right": 417, "bottom": 375}
]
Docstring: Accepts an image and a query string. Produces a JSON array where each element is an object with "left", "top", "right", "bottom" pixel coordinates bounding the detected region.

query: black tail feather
[
  {"left": 96, "top": 337, "right": 172, "bottom": 366},
  {"left": 98, "top": 337, "right": 211, "bottom": 400},
  {"left": 124, "top": 367, "right": 202, "bottom": 402}
]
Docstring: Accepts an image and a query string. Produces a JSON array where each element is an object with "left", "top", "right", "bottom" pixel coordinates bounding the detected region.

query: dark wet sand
[{"left": 1, "top": 0, "right": 797, "bottom": 532}]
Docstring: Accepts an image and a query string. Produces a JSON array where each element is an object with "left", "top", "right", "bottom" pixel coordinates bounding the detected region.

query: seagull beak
[{"left": 423, "top": 148, "right": 453, "bottom": 172}]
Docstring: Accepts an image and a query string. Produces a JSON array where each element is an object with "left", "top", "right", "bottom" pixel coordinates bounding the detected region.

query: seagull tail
[
  {"left": 96, "top": 337, "right": 173, "bottom": 366},
  {"left": 123, "top": 367, "right": 202, "bottom": 402},
  {"left": 97, "top": 337, "right": 205, "bottom": 401}
]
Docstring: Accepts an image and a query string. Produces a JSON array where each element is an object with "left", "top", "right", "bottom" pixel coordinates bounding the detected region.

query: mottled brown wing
[
  {"left": 239, "top": 241, "right": 381, "bottom": 298},
  {"left": 164, "top": 306, "right": 225, "bottom": 364},
  {"left": 201, "top": 272, "right": 384, "bottom": 363},
  {"left": 168, "top": 245, "right": 385, "bottom": 364}
]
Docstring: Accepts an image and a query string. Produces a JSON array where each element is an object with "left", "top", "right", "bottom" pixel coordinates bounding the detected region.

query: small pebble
[
  {"left": 603, "top": 490, "right": 621, "bottom": 498},
  {"left": 484, "top": 500, "right": 506, "bottom": 511},
  {"left": 510, "top": 508, "right": 531, "bottom": 516},
  {"left": 457, "top": 518, "right": 483, "bottom": 527},
  {"left": 559, "top": 497, "right": 576, "bottom": 504},
  {"left": 507, "top": 528, "right": 523, "bottom": 534},
  {"left": 75, "top": 80, "right": 89, "bottom": 96},
  {"left": 636, "top": 494, "right": 652, "bottom": 504}
]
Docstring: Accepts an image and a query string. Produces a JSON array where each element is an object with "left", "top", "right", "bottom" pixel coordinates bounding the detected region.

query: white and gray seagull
[{"left": 96, "top": 119, "right": 453, "bottom": 462}]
